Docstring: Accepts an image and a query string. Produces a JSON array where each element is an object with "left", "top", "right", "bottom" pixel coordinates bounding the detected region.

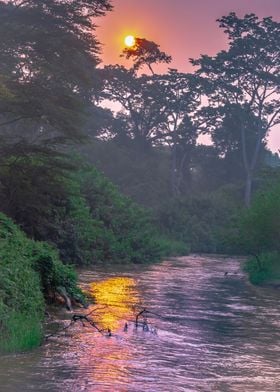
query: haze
[{"left": 97, "top": 0, "right": 280, "bottom": 152}]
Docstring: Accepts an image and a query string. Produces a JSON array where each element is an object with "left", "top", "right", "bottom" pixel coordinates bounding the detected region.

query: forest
[{"left": 0, "top": 0, "right": 279, "bottom": 352}]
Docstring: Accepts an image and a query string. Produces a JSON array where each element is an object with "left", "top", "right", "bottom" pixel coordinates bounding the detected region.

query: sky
[{"left": 96, "top": 0, "right": 280, "bottom": 153}]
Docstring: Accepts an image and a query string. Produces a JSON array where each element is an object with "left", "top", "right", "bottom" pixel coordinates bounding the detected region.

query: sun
[{"left": 124, "top": 35, "right": 136, "bottom": 48}]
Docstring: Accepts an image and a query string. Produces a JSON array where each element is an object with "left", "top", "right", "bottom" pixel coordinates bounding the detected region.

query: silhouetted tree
[
  {"left": 192, "top": 13, "right": 280, "bottom": 206},
  {"left": 102, "top": 65, "right": 201, "bottom": 196},
  {"left": 154, "top": 69, "right": 200, "bottom": 196},
  {"left": 122, "top": 37, "right": 172, "bottom": 74},
  {"left": 101, "top": 65, "right": 169, "bottom": 149},
  {"left": 212, "top": 105, "right": 267, "bottom": 184}
]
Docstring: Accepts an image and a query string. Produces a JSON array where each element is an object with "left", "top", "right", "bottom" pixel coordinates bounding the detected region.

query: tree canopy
[
  {"left": 0, "top": 0, "right": 112, "bottom": 139},
  {"left": 191, "top": 13, "right": 280, "bottom": 205}
]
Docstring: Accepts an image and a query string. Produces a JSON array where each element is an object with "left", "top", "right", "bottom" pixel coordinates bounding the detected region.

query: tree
[
  {"left": 154, "top": 69, "right": 200, "bottom": 196},
  {"left": 212, "top": 105, "right": 267, "bottom": 185},
  {"left": 102, "top": 65, "right": 201, "bottom": 196},
  {"left": 192, "top": 13, "right": 280, "bottom": 206},
  {"left": 0, "top": 0, "right": 112, "bottom": 139},
  {"left": 101, "top": 65, "right": 170, "bottom": 149},
  {"left": 0, "top": 139, "right": 74, "bottom": 239},
  {"left": 122, "top": 37, "right": 172, "bottom": 75}
]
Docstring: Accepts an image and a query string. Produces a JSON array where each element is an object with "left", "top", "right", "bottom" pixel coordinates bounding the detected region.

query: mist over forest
[{"left": 0, "top": 0, "right": 279, "bottom": 360}]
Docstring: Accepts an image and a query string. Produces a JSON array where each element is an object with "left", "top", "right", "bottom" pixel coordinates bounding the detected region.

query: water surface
[{"left": 1, "top": 255, "right": 280, "bottom": 391}]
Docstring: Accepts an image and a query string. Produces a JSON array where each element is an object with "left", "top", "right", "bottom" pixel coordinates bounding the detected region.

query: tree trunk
[
  {"left": 171, "top": 144, "right": 179, "bottom": 197},
  {"left": 240, "top": 124, "right": 261, "bottom": 208},
  {"left": 56, "top": 286, "right": 73, "bottom": 311},
  {"left": 244, "top": 171, "right": 252, "bottom": 208}
]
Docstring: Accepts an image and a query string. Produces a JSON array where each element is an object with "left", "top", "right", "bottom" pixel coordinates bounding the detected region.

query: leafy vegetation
[
  {"left": 0, "top": 212, "right": 82, "bottom": 353},
  {"left": 238, "top": 183, "right": 280, "bottom": 255},
  {"left": 156, "top": 187, "right": 242, "bottom": 254},
  {"left": 244, "top": 252, "right": 280, "bottom": 285},
  {"left": 78, "top": 164, "right": 188, "bottom": 263},
  {"left": 0, "top": 146, "right": 187, "bottom": 266},
  {"left": 235, "top": 182, "right": 280, "bottom": 285},
  {"left": 0, "top": 0, "right": 280, "bottom": 354},
  {"left": 55, "top": 162, "right": 168, "bottom": 265}
]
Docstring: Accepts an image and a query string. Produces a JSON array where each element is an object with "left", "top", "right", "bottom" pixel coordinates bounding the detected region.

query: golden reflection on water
[
  {"left": 90, "top": 276, "right": 139, "bottom": 331},
  {"left": 77, "top": 276, "right": 140, "bottom": 389}
]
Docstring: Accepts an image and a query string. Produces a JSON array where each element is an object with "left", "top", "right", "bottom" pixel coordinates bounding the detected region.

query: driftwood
[
  {"left": 56, "top": 286, "right": 73, "bottom": 311},
  {"left": 45, "top": 306, "right": 160, "bottom": 341}
]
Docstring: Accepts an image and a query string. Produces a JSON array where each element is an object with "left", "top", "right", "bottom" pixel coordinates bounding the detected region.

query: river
[{"left": 0, "top": 255, "right": 280, "bottom": 391}]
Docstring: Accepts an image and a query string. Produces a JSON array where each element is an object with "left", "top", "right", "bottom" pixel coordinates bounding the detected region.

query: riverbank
[
  {"left": 0, "top": 206, "right": 187, "bottom": 354},
  {"left": 0, "top": 213, "right": 83, "bottom": 354}
]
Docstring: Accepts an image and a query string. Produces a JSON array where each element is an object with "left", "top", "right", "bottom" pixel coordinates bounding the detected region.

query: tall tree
[
  {"left": 192, "top": 13, "right": 280, "bottom": 206},
  {"left": 155, "top": 69, "right": 200, "bottom": 196},
  {"left": 102, "top": 65, "right": 201, "bottom": 195},
  {"left": 101, "top": 65, "right": 170, "bottom": 149},
  {"left": 211, "top": 105, "right": 267, "bottom": 184},
  {"left": 0, "top": 0, "right": 112, "bottom": 139},
  {"left": 122, "top": 37, "right": 172, "bottom": 75}
]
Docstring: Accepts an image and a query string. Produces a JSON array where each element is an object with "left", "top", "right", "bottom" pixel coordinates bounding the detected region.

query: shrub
[
  {"left": 0, "top": 213, "right": 44, "bottom": 352},
  {"left": 0, "top": 213, "right": 83, "bottom": 353},
  {"left": 244, "top": 252, "right": 280, "bottom": 285},
  {"left": 237, "top": 183, "right": 280, "bottom": 255},
  {"left": 156, "top": 189, "right": 240, "bottom": 254}
]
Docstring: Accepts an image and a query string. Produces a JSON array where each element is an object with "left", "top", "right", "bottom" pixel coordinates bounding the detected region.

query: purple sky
[{"left": 97, "top": 0, "right": 280, "bottom": 152}]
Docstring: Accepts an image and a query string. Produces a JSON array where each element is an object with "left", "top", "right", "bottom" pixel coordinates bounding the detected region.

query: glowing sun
[{"left": 124, "top": 35, "right": 136, "bottom": 47}]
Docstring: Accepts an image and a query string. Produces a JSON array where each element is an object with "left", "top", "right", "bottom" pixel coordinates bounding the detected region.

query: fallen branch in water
[
  {"left": 45, "top": 306, "right": 110, "bottom": 340},
  {"left": 45, "top": 305, "right": 161, "bottom": 341}
]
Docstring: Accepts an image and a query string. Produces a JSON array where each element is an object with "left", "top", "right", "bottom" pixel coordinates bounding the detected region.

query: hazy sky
[{"left": 97, "top": 0, "right": 280, "bottom": 152}]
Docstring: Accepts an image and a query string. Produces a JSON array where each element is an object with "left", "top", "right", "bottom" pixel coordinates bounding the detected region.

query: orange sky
[{"left": 96, "top": 0, "right": 280, "bottom": 153}]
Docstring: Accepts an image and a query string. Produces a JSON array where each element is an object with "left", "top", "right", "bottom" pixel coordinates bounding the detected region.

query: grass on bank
[{"left": 0, "top": 313, "right": 42, "bottom": 353}]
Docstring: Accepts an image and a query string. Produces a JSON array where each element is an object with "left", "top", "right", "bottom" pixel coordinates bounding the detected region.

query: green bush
[
  {"left": 0, "top": 213, "right": 44, "bottom": 352},
  {"left": 78, "top": 165, "right": 188, "bottom": 263},
  {"left": 0, "top": 213, "right": 82, "bottom": 353},
  {"left": 0, "top": 149, "right": 188, "bottom": 267},
  {"left": 237, "top": 182, "right": 280, "bottom": 255},
  {"left": 156, "top": 189, "right": 240, "bottom": 254},
  {"left": 32, "top": 242, "right": 84, "bottom": 302},
  {"left": 244, "top": 252, "right": 280, "bottom": 285}
]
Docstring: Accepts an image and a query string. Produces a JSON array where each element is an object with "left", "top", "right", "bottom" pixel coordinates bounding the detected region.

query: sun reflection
[
  {"left": 90, "top": 276, "right": 139, "bottom": 331},
  {"left": 75, "top": 276, "right": 140, "bottom": 388}
]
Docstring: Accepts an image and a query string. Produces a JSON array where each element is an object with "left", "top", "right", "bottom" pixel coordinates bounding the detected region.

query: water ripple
[{"left": 0, "top": 255, "right": 280, "bottom": 391}]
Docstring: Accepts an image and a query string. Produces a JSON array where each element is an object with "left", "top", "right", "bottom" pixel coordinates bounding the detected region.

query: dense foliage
[
  {"left": 235, "top": 182, "right": 280, "bottom": 285},
  {"left": 1, "top": 2, "right": 280, "bottom": 354},
  {"left": 0, "top": 0, "right": 112, "bottom": 139},
  {"left": 238, "top": 182, "right": 280, "bottom": 255},
  {"left": 156, "top": 188, "right": 241, "bottom": 254},
  {"left": 0, "top": 147, "right": 187, "bottom": 265},
  {"left": 0, "top": 213, "right": 81, "bottom": 352},
  {"left": 43, "top": 160, "right": 180, "bottom": 265}
]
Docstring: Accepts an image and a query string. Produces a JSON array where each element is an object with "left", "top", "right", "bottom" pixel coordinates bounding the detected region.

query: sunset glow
[
  {"left": 97, "top": 0, "right": 280, "bottom": 151},
  {"left": 124, "top": 35, "right": 135, "bottom": 47}
]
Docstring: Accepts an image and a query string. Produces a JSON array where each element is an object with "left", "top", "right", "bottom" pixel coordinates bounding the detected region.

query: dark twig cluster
[{"left": 45, "top": 305, "right": 162, "bottom": 341}]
